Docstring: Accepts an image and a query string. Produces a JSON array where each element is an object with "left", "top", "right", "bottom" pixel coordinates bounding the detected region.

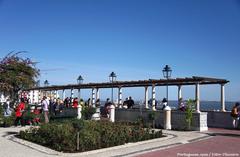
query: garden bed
[{"left": 19, "top": 119, "right": 163, "bottom": 153}]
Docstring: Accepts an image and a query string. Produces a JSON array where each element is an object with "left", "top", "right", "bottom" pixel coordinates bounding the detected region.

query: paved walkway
[
  {"left": 0, "top": 127, "right": 239, "bottom": 157},
  {"left": 137, "top": 128, "right": 240, "bottom": 157}
]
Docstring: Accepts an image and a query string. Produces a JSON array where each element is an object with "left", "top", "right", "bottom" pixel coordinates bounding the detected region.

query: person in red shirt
[
  {"left": 72, "top": 97, "right": 78, "bottom": 108},
  {"left": 14, "top": 98, "right": 25, "bottom": 126}
]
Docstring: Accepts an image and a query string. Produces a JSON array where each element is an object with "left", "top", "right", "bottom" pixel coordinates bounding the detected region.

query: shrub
[
  {"left": 19, "top": 119, "right": 163, "bottom": 152},
  {"left": 81, "top": 107, "right": 96, "bottom": 120},
  {"left": 2, "top": 115, "right": 15, "bottom": 127},
  {"left": 185, "top": 99, "right": 196, "bottom": 130}
]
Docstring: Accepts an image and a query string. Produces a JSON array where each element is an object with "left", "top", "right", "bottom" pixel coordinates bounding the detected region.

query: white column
[
  {"left": 91, "top": 88, "right": 96, "bottom": 107},
  {"left": 145, "top": 86, "right": 149, "bottom": 109},
  {"left": 71, "top": 89, "right": 74, "bottom": 98},
  {"left": 56, "top": 90, "right": 59, "bottom": 98},
  {"left": 221, "top": 84, "right": 226, "bottom": 112},
  {"left": 152, "top": 84, "right": 156, "bottom": 111},
  {"left": 195, "top": 83, "right": 200, "bottom": 113},
  {"left": 110, "top": 104, "right": 115, "bottom": 122},
  {"left": 38, "top": 90, "right": 41, "bottom": 103},
  {"left": 71, "top": 89, "right": 74, "bottom": 105},
  {"left": 62, "top": 89, "right": 66, "bottom": 100},
  {"left": 178, "top": 85, "right": 182, "bottom": 101},
  {"left": 77, "top": 104, "right": 82, "bottom": 119},
  {"left": 164, "top": 106, "right": 172, "bottom": 130},
  {"left": 54, "top": 90, "right": 57, "bottom": 99},
  {"left": 78, "top": 89, "right": 81, "bottom": 100},
  {"left": 96, "top": 88, "right": 100, "bottom": 100},
  {"left": 118, "top": 87, "right": 122, "bottom": 107}
]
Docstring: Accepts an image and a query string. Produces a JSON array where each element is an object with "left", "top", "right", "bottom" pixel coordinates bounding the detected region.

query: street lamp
[
  {"left": 162, "top": 65, "right": 172, "bottom": 102},
  {"left": 77, "top": 75, "right": 84, "bottom": 99},
  {"left": 43, "top": 80, "right": 49, "bottom": 97},
  {"left": 109, "top": 72, "right": 117, "bottom": 103},
  {"left": 77, "top": 75, "right": 84, "bottom": 84},
  {"left": 44, "top": 80, "right": 49, "bottom": 87}
]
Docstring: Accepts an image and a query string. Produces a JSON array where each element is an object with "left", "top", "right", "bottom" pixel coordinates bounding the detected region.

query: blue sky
[{"left": 0, "top": 0, "right": 240, "bottom": 101}]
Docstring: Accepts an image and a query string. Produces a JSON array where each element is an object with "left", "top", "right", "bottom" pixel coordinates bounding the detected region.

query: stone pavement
[
  {"left": 0, "top": 127, "right": 238, "bottom": 157},
  {"left": 137, "top": 128, "right": 240, "bottom": 157}
]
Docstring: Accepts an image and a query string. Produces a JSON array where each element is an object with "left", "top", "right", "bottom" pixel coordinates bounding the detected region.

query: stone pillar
[
  {"left": 164, "top": 106, "right": 171, "bottom": 130},
  {"left": 71, "top": 89, "right": 74, "bottom": 98},
  {"left": 145, "top": 86, "right": 149, "bottom": 109},
  {"left": 178, "top": 85, "right": 182, "bottom": 101},
  {"left": 221, "top": 84, "right": 226, "bottom": 112},
  {"left": 77, "top": 104, "right": 82, "bottom": 119},
  {"left": 96, "top": 88, "right": 100, "bottom": 100},
  {"left": 62, "top": 89, "right": 66, "bottom": 100},
  {"left": 54, "top": 90, "right": 57, "bottom": 99},
  {"left": 110, "top": 104, "right": 115, "bottom": 122},
  {"left": 91, "top": 88, "right": 96, "bottom": 107},
  {"left": 195, "top": 83, "right": 200, "bottom": 113},
  {"left": 38, "top": 90, "right": 41, "bottom": 103},
  {"left": 118, "top": 87, "right": 122, "bottom": 108},
  {"left": 152, "top": 84, "right": 156, "bottom": 111},
  {"left": 78, "top": 89, "right": 81, "bottom": 100}
]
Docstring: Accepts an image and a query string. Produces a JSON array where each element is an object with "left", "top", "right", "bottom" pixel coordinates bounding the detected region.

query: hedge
[{"left": 19, "top": 119, "right": 163, "bottom": 152}]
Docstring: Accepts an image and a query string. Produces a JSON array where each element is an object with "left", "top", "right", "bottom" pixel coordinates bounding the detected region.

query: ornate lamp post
[
  {"left": 44, "top": 80, "right": 49, "bottom": 87},
  {"left": 109, "top": 72, "right": 117, "bottom": 103},
  {"left": 77, "top": 75, "right": 84, "bottom": 84},
  {"left": 162, "top": 65, "right": 172, "bottom": 102},
  {"left": 43, "top": 80, "right": 49, "bottom": 97},
  {"left": 77, "top": 75, "right": 84, "bottom": 99}
]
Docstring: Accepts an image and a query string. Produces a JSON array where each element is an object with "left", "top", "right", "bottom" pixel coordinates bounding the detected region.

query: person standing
[
  {"left": 104, "top": 98, "right": 111, "bottom": 118},
  {"left": 231, "top": 102, "right": 240, "bottom": 129},
  {"left": 178, "top": 98, "right": 186, "bottom": 111},
  {"left": 161, "top": 98, "right": 168, "bottom": 110},
  {"left": 14, "top": 98, "right": 25, "bottom": 126},
  {"left": 72, "top": 97, "right": 78, "bottom": 108},
  {"left": 42, "top": 96, "right": 49, "bottom": 123},
  {"left": 127, "top": 96, "right": 134, "bottom": 109}
]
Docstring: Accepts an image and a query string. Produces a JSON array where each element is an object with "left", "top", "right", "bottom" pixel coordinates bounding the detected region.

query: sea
[
  {"left": 99, "top": 100, "right": 236, "bottom": 111},
  {"left": 168, "top": 100, "right": 235, "bottom": 111},
  {"left": 136, "top": 100, "right": 236, "bottom": 111}
]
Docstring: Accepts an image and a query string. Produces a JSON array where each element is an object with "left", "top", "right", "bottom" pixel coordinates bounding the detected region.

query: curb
[
  {"left": 4, "top": 130, "right": 213, "bottom": 157},
  {"left": 5, "top": 132, "right": 175, "bottom": 157}
]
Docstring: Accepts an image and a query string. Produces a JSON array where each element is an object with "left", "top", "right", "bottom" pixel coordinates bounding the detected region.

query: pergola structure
[{"left": 25, "top": 76, "right": 229, "bottom": 112}]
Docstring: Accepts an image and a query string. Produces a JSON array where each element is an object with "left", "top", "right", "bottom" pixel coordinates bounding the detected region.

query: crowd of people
[{"left": 2, "top": 95, "right": 240, "bottom": 129}]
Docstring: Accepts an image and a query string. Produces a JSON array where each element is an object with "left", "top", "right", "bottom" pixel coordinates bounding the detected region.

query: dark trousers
[{"left": 14, "top": 116, "right": 23, "bottom": 126}]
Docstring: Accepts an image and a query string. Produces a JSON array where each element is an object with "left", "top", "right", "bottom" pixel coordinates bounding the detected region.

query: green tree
[{"left": 0, "top": 52, "right": 40, "bottom": 102}]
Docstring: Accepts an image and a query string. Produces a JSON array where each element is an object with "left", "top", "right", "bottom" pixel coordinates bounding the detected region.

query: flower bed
[{"left": 19, "top": 119, "right": 163, "bottom": 152}]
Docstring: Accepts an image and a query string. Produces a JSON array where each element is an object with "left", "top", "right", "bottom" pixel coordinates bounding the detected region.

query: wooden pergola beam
[{"left": 24, "top": 76, "right": 229, "bottom": 91}]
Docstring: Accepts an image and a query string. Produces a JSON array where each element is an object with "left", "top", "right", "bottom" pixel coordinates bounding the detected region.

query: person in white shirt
[{"left": 41, "top": 96, "right": 49, "bottom": 123}]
